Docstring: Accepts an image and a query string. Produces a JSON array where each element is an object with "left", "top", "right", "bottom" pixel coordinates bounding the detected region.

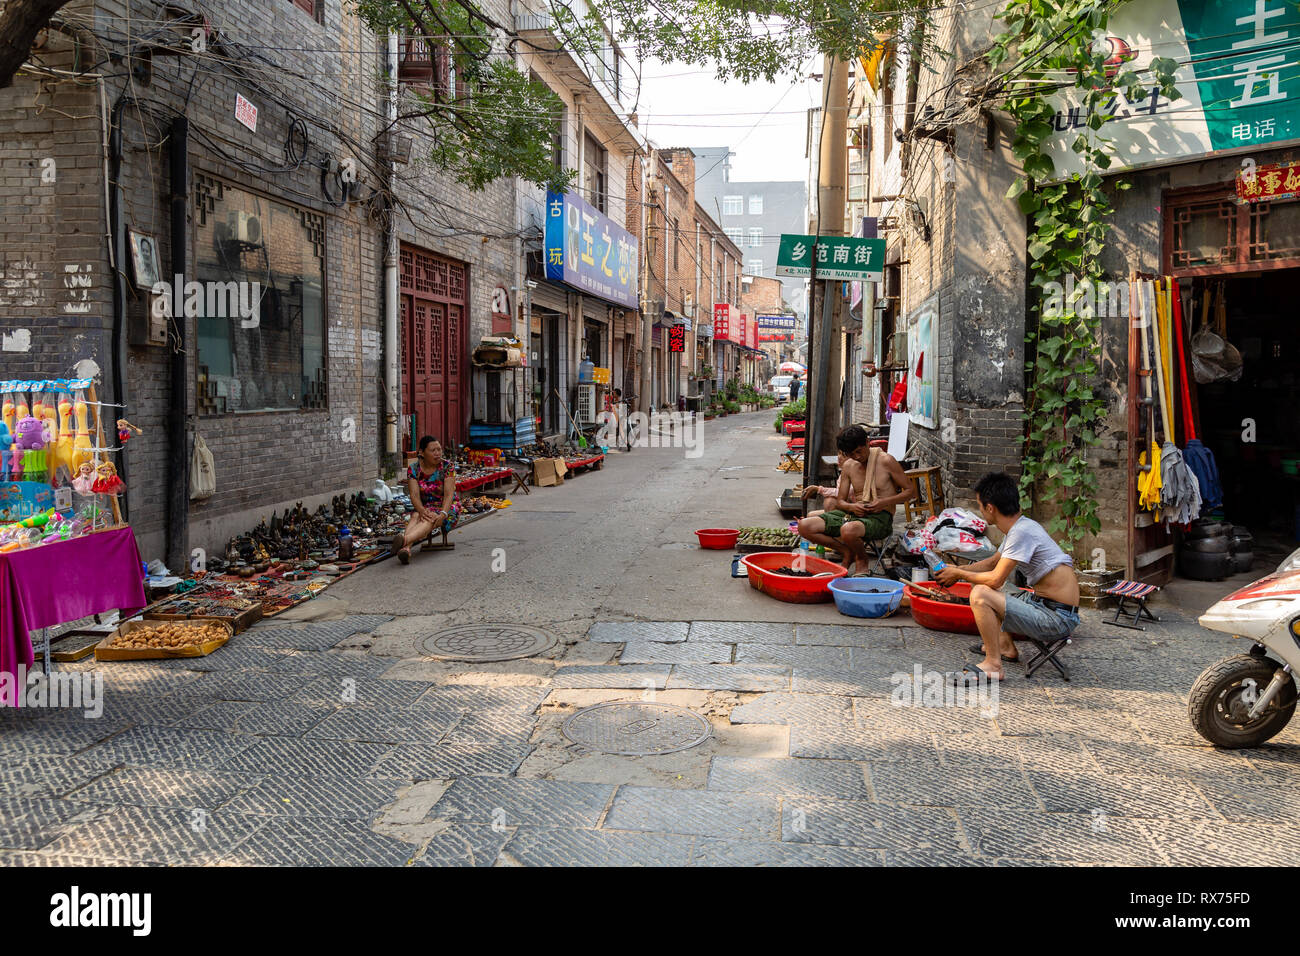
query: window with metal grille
[{"left": 584, "top": 131, "right": 607, "bottom": 212}]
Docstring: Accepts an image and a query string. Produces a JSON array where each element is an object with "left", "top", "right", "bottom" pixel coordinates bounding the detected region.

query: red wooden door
[{"left": 400, "top": 245, "right": 468, "bottom": 448}]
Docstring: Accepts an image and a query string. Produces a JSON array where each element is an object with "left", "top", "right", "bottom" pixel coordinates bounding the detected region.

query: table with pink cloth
[{"left": 0, "top": 527, "right": 146, "bottom": 705}]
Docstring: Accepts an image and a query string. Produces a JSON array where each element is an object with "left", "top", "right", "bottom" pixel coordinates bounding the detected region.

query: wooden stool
[{"left": 904, "top": 467, "right": 945, "bottom": 521}]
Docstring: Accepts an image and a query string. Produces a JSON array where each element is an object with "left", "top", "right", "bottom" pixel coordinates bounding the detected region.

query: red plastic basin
[
  {"left": 741, "top": 551, "right": 847, "bottom": 603},
  {"left": 904, "top": 581, "right": 979, "bottom": 634},
  {"left": 696, "top": 528, "right": 739, "bottom": 549}
]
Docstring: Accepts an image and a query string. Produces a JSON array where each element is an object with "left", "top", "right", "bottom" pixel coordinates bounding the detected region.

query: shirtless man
[
  {"left": 935, "top": 471, "right": 1081, "bottom": 685},
  {"left": 797, "top": 424, "right": 915, "bottom": 573}
]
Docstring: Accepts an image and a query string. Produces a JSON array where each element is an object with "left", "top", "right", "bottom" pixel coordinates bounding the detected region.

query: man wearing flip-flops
[{"left": 935, "top": 472, "right": 1081, "bottom": 686}]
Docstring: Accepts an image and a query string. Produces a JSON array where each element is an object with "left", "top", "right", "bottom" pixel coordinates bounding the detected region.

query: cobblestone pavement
[{"left": 3, "top": 413, "right": 1297, "bottom": 866}]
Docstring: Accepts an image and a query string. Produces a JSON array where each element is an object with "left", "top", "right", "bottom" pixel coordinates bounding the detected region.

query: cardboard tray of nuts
[{"left": 94, "top": 619, "right": 234, "bottom": 661}]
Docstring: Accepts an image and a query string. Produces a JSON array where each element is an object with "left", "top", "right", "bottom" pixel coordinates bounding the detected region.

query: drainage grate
[
  {"left": 562, "top": 701, "right": 712, "bottom": 756},
  {"left": 419, "top": 624, "right": 557, "bottom": 662}
]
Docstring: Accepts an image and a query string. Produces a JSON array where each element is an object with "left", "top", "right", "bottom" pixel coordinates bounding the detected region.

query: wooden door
[{"left": 400, "top": 245, "right": 468, "bottom": 448}]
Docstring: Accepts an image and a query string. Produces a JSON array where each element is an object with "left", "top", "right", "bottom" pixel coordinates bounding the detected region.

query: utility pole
[{"left": 806, "top": 54, "right": 849, "bottom": 488}]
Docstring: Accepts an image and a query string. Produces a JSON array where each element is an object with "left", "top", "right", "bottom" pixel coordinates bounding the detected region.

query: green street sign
[{"left": 774, "top": 234, "right": 885, "bottom": 282}]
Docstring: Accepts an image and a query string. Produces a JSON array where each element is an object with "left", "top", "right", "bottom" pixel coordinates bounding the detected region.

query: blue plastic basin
[{"left": 827, "top": 576, "right": 905, "bottom": 618}]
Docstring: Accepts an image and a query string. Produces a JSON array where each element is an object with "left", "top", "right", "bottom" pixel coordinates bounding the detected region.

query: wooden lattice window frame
[{"left": 1164, "top": 181, "right": 1300, "bottom": 277}]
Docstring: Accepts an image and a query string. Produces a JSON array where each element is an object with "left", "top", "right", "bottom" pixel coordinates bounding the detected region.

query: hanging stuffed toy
[
  {"left": 71, "top": 389, "right": 93, "bottom": 471},
  {"left": 72, "top": 460, "right": 97, "bottom": 496},
  {"left": 117, "top": 419, "right": 142, "bottom": 444},
  {"left": 91, "top": 460, "right": 125, "bottom": 495}
]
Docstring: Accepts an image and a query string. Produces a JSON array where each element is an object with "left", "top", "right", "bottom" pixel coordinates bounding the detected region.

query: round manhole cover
[
  {"left": 562, "top": 702, "right": 712, "bottom": 755},
  {"left": 420, "top": 624, "right": 557, "bottom": 662}
]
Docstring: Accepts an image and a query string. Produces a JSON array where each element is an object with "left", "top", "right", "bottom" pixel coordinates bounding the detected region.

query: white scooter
[{"left": 1191, "top": 546, "right": 1300, "bottom": 747}]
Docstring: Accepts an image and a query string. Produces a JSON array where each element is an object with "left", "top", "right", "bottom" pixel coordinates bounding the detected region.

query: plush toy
[
  {"left": 15, "top": 416, "right": 45, "bottom": 450},
  {"left": 0, "top": 420, "right": 9, "bottom": 480}
]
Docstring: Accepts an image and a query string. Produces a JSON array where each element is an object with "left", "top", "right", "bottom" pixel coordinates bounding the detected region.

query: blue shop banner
[
  {"left": 544, "top": 191, "right": 638, "bottom": 309},
  {"left": 756, "top": 314, "right": 797, "bottom": 329}
]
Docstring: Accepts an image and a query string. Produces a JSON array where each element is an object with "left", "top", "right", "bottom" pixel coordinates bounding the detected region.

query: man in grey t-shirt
[{"left": 935, "top": 472, "right": 1081, "bottom": 684}]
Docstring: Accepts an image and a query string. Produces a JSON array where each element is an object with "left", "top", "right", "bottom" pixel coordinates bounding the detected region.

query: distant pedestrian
[{"left": 789, "top": 376, "right": 802, "bottom": 403}]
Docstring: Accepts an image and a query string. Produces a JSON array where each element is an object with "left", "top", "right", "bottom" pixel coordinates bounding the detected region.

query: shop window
[
  {"left": 1171, "top": 198, "right": 1237, "bottom": 269},
  {"left": 1250, "top": 200, "right": 1300, "bottom": 261},
  {"left": 193, "top": 174, "right": 326, "bottom": 414}
]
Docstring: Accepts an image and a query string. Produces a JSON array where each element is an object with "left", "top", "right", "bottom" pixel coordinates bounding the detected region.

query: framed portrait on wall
[{"left": 128, "top": 229, "right": 162, "bottom": 290}]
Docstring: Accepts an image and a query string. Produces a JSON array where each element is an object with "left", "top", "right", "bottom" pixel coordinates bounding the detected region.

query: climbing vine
[{"left": 989, "top": 0, "right": 1178, "bottom": 555}]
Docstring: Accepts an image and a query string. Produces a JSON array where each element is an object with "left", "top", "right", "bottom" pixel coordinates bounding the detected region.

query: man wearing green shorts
[{"left": 798, "top": 425, "right": 915, "bottom": 574}]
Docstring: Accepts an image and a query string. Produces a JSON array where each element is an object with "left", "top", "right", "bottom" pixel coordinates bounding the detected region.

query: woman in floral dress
[{"left": 390, "top": 435, "right": 461, "bottom": 565}]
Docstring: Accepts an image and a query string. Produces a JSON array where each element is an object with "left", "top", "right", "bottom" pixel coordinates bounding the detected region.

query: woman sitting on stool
[{"left": 390, "top": 435, "right": 461, "bottom": 565}]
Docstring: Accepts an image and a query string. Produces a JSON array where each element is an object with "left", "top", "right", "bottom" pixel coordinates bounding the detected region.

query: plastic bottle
[
  {"left": 338, "top": 526, "right": 354, "bottom": 561},
  {"left": 921, "top": 548, "right": 947, "bottom": 574}
]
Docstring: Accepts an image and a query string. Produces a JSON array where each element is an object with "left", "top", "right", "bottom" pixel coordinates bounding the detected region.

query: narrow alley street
[{"left": 4, "top": 413, "right": 1297, "bottom": 867}]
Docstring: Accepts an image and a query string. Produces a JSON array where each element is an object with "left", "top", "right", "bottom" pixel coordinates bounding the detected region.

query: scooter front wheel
[{"left": 1188, "top": 655, "right": 1297, "bottom": 748}]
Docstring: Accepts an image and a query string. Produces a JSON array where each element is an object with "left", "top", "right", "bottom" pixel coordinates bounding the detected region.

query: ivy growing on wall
[{"left": 989, "top": 0, "right": 1178, "bottom": 555}]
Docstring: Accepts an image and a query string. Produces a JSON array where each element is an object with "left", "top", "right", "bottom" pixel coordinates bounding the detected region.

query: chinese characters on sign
[
  {"left": 1237, "top": 160, "right": 1300, "bottom": 201},
  {"left": 668, "top": 325, "right": 686, "bottom": 353},
  {"left": 774, "top": 234, "right": 885, "bottom": 282},
  {"left": 713, "top": 303, "right": 730, "bottom": 341},
  {"left": 234, "top": 93, "right": 258, "bottom": 133},
  {"left": 543, "top": 191, "right": 639, "bottom": 309},
  {"left": 739, "top": 313, "right": 747, "bottom": 348}
]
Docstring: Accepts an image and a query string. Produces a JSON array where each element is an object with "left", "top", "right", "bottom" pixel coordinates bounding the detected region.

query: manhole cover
[
  {"left": 420, "top": 624, "right": 557, "bottom": 662},
  {"left": 562, "top": 702, "right": 712, "bottom": 755}
]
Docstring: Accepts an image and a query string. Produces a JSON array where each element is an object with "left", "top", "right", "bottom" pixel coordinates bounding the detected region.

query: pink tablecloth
[{"left": 0, "top": 527, "right": 145, "bottom": 704}]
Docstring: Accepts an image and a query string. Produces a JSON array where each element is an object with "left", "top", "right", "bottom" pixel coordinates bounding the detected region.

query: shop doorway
[
  {"left": 1186, "top": 272, "right": 1298, "bottom": 568},
  {"left": 537, "top": 309, "right": 565, "bottom": 435},
  {"left": 399, "top": 244, "right": 468, "bottom": 449}
]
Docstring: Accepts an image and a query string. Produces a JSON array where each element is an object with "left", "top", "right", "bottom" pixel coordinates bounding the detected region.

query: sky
[{"left": 631, "top": 58, "right": 820, "bottom": 184}]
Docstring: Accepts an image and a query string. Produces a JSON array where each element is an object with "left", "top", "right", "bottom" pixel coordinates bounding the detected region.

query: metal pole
[
  {"left": 166, "top": 116, "right": 189, "bottom": 573},
  {"left": 384, "top": 35, "right": 400, "bottom": 457}
]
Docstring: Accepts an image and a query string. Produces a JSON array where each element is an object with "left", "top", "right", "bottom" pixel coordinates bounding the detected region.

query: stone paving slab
[
  {"left": 372, "top": 744, "right": 532, "bottom": 779},
  {"left": 795, "top": 624, "right": 907, "bottom": 648},
  {"left": 184, "top": 700, "right": 338, "bottom": 737},
  {"left": 217, "top": 737, "right": 392, "bottom": 777},
  {"left": 267, "top": 652, "right": 398, "bottom": 679},
  {"left": 667, "top": 663, "right": 790, "bottom": 692},
  {"left": 790, "top": 721, "right": 942, "bottom": 763},
  {"left": 708, "top": 756, "right": 869, "bottom": 799},
  {"left": 958, "top": 808, "right": 1159, "bottom": 864},
  {"left": 100, "top": 695, "right": 221, "bottom": 727},
  {"left": 503, "top": 826, "right": 694, "bottom": 866},
  {"left": 1135, "top": 817, "right": 1300, "bottom": 866},
  {"left": 304, "top": 706, "right": 458, "bottom": 744},
  {"left": 177, "top": 671, "right": 319, "bottom": 702},
  {"left": 1197, "top": 780, "right": 1300, "bottom": 822},
  {"left": 0, "top": 851, "right": 163, "bottom": 867},
  {"left": 1026, "top": 769, "right": 1219, "bottom": 818},
  {"left": 603, "top": 786, "right": 780, "bottom": 841},
  {"left": 1082, "top": 738, "right": 1268, "bottom": 783},
  {"left": 410, "top": 824, "right": 511, "bottom": 866},
  {"left": 221, "top": 817, "right": 413, "bottom": 866},
  {"left": 729, "top": 692, "right": 853, "bottom": 726},
  {"left": 552, "top": 664, "right": 671, "bottom": 689},
  {"left": 690, "top": 837, "right": 885, "bottom": 866},
  {"left": 78, "top": 726, "right": 258, "bottom": 771},
  {"left": 0, "top": 798, "right": 103, "bottom": 851},
  {"left": 0, "top": 757, "right": 115, "bottom": 799},
  {"left": 42, "top": 805, "right": 268, "bottom": 865},
  {"left": 868, "top": 760, "right": 1038, "bottom": 809},
  {"left": 781, "top": 798, "right": 963, "bottom": 851},
  {"left": 221, "top": 773, "right": 402, "bottom": 821},
  {"left": 65, "top": 768, "right": 262, "bottom": 810},
  {"left": 588, "top": 621, "right": 689, "bottom": 644},
  {"left": 431, "top": 776, "right": 613, "bottom": 829},
  {"left": 413, "top": 685, "right": 550, "bottom": 714},
  {"left": 292, "top": 675, "right": 433, "bottom": 708},
  {"left": 441, "top": 712, "right": 538, "bottom": 745},
  {"left": 620, "top": 642, "right": 733, "bottom": 664},
  {"left": 0, "top": 718, "right": 132, "bottom": 758},
  {"left": 687, "top": 621, "right": 795, "bottom": 645},
  {"left": 734, "top": 644, "right": 849, "bottom": 668}
]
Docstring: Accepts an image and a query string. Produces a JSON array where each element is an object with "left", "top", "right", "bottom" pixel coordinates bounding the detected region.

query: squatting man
[{"left": 797, "top": 425, "right": 915, "bottom": 574}]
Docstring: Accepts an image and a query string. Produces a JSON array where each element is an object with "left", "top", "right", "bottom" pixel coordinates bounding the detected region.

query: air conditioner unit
[
  {"left": 229, "top": 211, "right": 262, "bottom": 244},
  {"left": 576, "top": 383, "right": 597, "bottom": 425}
]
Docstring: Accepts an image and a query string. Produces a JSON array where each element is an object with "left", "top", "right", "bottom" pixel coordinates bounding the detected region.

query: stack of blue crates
[{"left": 468, "top": 415, "right": 536, "bottom": 452}]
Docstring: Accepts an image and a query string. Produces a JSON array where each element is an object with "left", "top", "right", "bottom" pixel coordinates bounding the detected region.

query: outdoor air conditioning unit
[
  {"left": 229, "top": 211, "right": 262, "bottom": 244},
  {"left": 576, "top": 383, "right": 597, "bottom": 425}
]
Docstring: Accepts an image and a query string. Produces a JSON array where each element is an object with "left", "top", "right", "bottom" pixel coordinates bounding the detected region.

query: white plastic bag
[{"left": 190, "top": 433, "right": 216, "bottom": 501}]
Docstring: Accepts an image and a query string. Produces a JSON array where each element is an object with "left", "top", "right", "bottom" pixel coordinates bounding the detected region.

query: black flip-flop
[
  {"left": 950, "top": 664, "right": 1003, "bottom": 686},
  {"left": 968, "top": 643, "right": 1019, "bottom": 663}
]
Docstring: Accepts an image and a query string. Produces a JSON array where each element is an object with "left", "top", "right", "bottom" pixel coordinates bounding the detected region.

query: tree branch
[{"left": 0, "top": 0, "right": 77, "bottom": 88}]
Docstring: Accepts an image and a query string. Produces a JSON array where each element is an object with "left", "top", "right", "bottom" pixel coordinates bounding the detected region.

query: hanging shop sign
[
  {"left": 543, "top": 191, "right": 639, "bottom": 309},
  {"left": 668, "top": 325, "right": 686, "bottom": 353},
  {"left": 713, "top": 303, "right": 730, "bottom": 341},
  {"left": 774, "top": 234, "right": 885, "bottom": 282},
  {"left": 756, "top": 314, "right": 798, "bottom": 329},
  {"left": 1236, "top": 160, "right": 1300, "bottom": 201},
  {"left": 1045, "top": 0, "right": 1300, "bottom": 181},
  {"left": 738, "top": 313, "right": 748, "bottom": 348}
]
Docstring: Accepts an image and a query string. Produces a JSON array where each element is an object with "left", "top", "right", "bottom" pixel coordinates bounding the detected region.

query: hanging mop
[
  {"left": 1150, "top": 277, "right": 1200, "bottom": 527},
  {"left": 1172, "top": 278, "right": 1222, "bottom": 513}
]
